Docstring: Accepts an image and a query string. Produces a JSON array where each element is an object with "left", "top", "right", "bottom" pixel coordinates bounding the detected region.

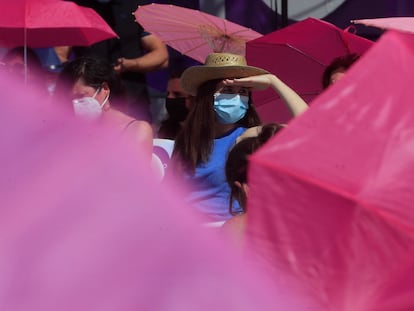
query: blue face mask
[{"left": 213, "top": 93, "right": 249, "bottom": 124}]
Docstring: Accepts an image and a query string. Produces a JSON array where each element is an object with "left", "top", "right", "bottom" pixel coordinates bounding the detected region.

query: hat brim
[{"left": 181, "top": 65, "right": 269, "bottom": 96}]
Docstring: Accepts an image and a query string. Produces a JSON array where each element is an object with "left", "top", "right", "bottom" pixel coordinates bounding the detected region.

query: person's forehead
[
  {"left": 167, "top": 77, "right": 184, "bottom": 91},
  {"left": 72, "top": 78, "right": 95, "bottom": 94},
  {"left": 216, "top": 83, "right": 249, "bottom": 93}
]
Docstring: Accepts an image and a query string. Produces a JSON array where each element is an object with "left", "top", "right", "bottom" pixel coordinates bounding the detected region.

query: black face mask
[{"left": 165, "top": 97, "right": 190, "bottom": 122}]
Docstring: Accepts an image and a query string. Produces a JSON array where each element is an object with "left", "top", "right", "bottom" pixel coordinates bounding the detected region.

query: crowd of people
[
  {"left": 0, "top": 1, "right": 360, "bottom": 233},
  {"left": 1, "top": 1, "right": 382, "bottom": 308}
]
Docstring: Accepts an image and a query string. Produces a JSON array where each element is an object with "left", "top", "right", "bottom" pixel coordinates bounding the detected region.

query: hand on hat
[{"left": 222, "top": 74, "right": 277, "bottom": 91}]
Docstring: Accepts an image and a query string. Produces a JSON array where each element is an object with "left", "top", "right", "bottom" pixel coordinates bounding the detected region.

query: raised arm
[{"left": 222, "top": 74, "right": 308, "bottom": 117}]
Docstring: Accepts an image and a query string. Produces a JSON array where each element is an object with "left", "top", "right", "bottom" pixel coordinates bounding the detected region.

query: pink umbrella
[
  {"left": 352, "top": 17, "right": 414, "bottom": 35},
  {"left": 134, "top": 3, "right": 262, "bottom": 64},
  {"left": 364, "top": 252, "right": 414, "bottom": 311},
  {"left": 0, "top": 0, "right": 117, "bottom": 48},
  {"left": 247, "top": 29, "right": 414, "bottom": 311},
  {"left": 246, "top": 17, "right": 373, "bottom": 123},
  {"left": 0, "top": 75, "right": 322, "bottom": 310}
]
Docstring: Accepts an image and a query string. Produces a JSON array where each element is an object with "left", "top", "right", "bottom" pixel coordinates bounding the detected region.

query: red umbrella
[
  {"left": 246, "top": 17, "right": 373, "bottom": 123},
  {"left": 0, "top": 0, "right": 117, "bottom": 48},
  {"left": 247, "top": 29, "right": 414, "bottom": 311},
  {"left": 134, "top": 3, "right": 262, "bottom": 64},
  {"left": 0, "top": 74, "right": 324, "bottom": 310}
]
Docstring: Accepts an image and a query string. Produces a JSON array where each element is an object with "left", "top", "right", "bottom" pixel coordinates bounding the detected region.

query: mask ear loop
[
  {"left": 93, "top": 86, "right": 110, "bottom": 109},
  {"left": 92, "top": 87, "right": 101, "bottom": 99},
  {"left": 101, "top": 91, "right": 110, "bottom": 109}
]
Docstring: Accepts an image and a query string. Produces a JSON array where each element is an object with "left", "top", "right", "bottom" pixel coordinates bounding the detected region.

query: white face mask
[{"left": 72, "top": 88, "right": 109, "bottom": 120}]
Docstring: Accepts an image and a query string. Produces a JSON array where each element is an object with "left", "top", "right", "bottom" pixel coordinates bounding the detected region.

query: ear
[
  {"left": 234, "top": 181, "right": 243, "bottom": 189},
  {"left": 241, "top": 183, "right": 249, "bottom": 197},
  {"left": 234, "top": 181, "right": 249, "bottom": 195},
  {"left": 102, "top": 82, "right": 110, "bottom": 90},
  {"left": 101, "top": 82, "right": 110, "bottom": 97}
]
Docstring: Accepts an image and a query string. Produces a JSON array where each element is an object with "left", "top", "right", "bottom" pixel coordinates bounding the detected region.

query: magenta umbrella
[
  {"left": 0, "top": 75, "right": 323, "bottom": 310},
  {"left": 247, "top": 29, "right": 414, "bottom": 311},
  {"left": 365, "top": 252, "right": 414, "bottom": 311},
  {"left": 134, "top": 3, "right": 262, "bottom": 64},
  {"left": 246, "top": 17, "right": 373, "bottom": 123},
  {"left": 352, "top": 17, "right": 414, "bottom": 35},
  {"left": 0, "top": 0, "right": 117, "bottom": 48}
]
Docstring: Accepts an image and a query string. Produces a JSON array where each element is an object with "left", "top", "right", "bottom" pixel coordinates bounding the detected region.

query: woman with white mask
[
  {"left": 169, "top": 53, "right": 308, "bottom": 225},
  {"left": 55, "top": 57, "right": 153, "bottom": 162}
]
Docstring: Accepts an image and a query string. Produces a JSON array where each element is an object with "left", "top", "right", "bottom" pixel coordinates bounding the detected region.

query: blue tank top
[{"left": 185, "top": 127, "right": 246, "bottom": 221}]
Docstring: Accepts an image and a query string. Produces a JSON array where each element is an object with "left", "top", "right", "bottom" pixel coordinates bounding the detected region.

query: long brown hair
[{"left": 171, "top": 79, "right": 261, "bottom": 175}]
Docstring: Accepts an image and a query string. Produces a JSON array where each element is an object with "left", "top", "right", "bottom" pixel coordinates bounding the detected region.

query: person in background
[
  {"left": 55, "top": 56, "right": 153, "bottom": 162},
  {"left": 223, "top": 123, "right": 284, "bottom": 241},
  {"left": 1, "top": 47, "right": 46, "bottom": 92},
  {"left": 322, "top": 53, "right": 360, "bottom": 89},
  {"left": 70, "top": 0, "right": 168, "bottom": 122},
  {"left": 157, "top": 70, "right": 193, "bottom": 140},
  {"left": 34, "top": 46, "right": 72, "bottom": 96},
  {"left": 169, "top": 52, "right": 308, "bottom": 225}
]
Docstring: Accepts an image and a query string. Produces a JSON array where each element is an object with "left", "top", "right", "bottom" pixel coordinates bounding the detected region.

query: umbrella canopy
[
  {"left": 134, "top": 3, "right": 262, "bottom": 64},
  {"left": 352, "top": 17, "right": 414, "bottom": 35},
  {"left": 246, "top": 17, "right": 373, "bottom": 123},
  {"left": 0, "top": 74, "right": 323, "bottom": 310},
  {"left": 247, "top": 29, "right": 414, "bottom": 311},
  {"left": 0, "top": 0, "right": 117, "bottom": 48}
]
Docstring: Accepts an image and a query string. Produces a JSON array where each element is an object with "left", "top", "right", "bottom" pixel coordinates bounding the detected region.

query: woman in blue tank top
[{"left": 169, "top": 53, "right": 308, "bottom": 223}]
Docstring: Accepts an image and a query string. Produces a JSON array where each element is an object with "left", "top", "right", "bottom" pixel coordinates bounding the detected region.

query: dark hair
[
  {"left": 226, "top": 123, "right": 284, "bottom": 214},
  {"left": 171, "top": 79, "right": 261, "bottom": 174},
  {"left": 322, "top": 53, "right": 360, "bottom": 89},
  {"left": 54, "top": 56, "right": 125, "bottom": 107}
]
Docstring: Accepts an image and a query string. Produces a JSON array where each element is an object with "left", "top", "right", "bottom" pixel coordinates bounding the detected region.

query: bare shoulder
[
  {"left": 125, "top": 119, "right": 153, "bottom": 142},
  {"left": 127, "top": 118, "right": 152, "bottom": 132}
]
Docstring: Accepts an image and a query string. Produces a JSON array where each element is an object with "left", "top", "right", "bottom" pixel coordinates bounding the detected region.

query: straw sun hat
[{"left": 181, "top": 53, "right": 269, "bottom": 96}]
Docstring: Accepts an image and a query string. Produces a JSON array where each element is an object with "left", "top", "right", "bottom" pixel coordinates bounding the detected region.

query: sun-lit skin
[
  {"left": 69, "top": 78, "right": 154, "bottom": 162},
  {"left": 71, "top": 78, "right": 110, "bottom": 111},
  {"left": 329, "top": 69, "right": 346, "bottom": 85},
  {"left": 215, "top": 81, "right": 250, "bottom": 96}
]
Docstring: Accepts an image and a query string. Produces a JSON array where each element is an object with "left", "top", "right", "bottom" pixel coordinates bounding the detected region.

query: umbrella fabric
[
  {"left": 0, "top": 0, "right": 117, "bottom": 48},
  {"left": 134, "top": 3, "right": 262, "bottom": 64},
  {"left": 247, "top": 29, "right": 414, "bottom": 311},
  {"left": 364, "top": 252, "right": 414, "bottom": 311},
  {"left": 246, "top": 17, "right": 373, "bottom": 123},
  {"left": 0, "top": 75, "right": 322, "bottom": 310},
  {"left": 352, "top": 17, "right": 414, "bottom": 35}
]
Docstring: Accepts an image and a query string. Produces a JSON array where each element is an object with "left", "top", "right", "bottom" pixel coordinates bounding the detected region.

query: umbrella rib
[
  {"left": 143, "top": 14, "right": 258, "bottom": 37},
  {"left": 284, "top": 44, "right": 327, "bottom": 66}
]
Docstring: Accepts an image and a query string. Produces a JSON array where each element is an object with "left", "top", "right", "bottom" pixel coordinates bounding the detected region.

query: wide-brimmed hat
[{"left": 181, "top": 53, "right": 269, "bottom": 96}]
